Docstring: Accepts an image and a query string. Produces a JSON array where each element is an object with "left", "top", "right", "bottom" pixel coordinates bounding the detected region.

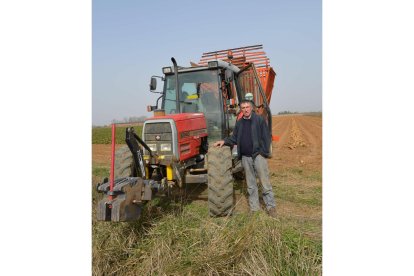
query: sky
[{"left": 92, "top": 0, "right": 322, "bottom": 126}]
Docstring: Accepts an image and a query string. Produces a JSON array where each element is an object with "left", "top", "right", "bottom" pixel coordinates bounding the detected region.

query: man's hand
[{"left": 213, "top": 140, "right": 225, "bottom": 147}]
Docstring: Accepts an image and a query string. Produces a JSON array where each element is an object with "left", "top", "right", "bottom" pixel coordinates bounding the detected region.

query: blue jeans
[{"left": 242, "top": 155, "right": 276, "bottom": 211}]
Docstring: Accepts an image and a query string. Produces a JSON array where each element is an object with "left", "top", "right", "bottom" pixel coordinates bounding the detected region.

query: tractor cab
[
  {"left": 150, "top": 61, "right": 242, "bottom": 143},
  {"left": 149, "top": 57, "right": 274, "bottom": 144}
]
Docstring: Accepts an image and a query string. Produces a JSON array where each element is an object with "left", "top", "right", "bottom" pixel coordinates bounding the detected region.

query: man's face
[{"left": 240, "top": 102, "right": 252, "bottom": 118}]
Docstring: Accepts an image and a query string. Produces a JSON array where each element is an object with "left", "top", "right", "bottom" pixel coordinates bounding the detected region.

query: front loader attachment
[
  {"left": 96, "top": 125, "right": 161, "bottom": 222},
  {"left": 97, "top": 177, "right": 159, "bottom": 221},
  {"left": 97, "top": 177, "right": 144, "bottom": 221}
]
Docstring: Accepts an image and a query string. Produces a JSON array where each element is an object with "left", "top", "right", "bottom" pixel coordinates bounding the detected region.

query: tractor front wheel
[
  {"left": 114, "top": 146, "right": 136, "bottom": 178},
  {"left": 207, "top": 146, "right": 234, "bottom": 217}
]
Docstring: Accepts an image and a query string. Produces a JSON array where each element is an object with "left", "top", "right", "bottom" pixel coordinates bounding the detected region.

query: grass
[
  {"left": 303, "top": 112, "right": 322, "bottom": 117},
  {"left": 92, "top": 203, "right": 321, "bottom": 275},
  {"left": 92, "top": 125, "right": 143, "bottom": 144},
  {"left": 92, "top": 165, "right": 109, "bottom": 178},
  {"left": 271, "top": 168, "right": 322, "bottom": 206},
  {"left": 92, "top": 162, "right": 322, "bottom": 275}
]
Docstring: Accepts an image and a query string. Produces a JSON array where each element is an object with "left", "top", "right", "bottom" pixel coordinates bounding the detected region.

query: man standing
[{"left": 213, "top": 100, "right": 277, "bottom": 217}]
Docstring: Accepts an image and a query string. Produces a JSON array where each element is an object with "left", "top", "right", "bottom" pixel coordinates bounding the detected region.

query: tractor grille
[
  {"left": 144, "top": 122, "right": 173, "bottom": 155},
  {"left": 145, "top": 122, "right": 171, "bottom": 137}
]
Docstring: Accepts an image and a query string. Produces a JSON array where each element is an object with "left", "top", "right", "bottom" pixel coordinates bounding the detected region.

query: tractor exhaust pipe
[{"left": 171, "top": 57, "right": 180, "bottom": 113}]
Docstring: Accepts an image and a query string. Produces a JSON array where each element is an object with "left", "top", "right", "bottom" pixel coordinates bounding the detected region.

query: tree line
[{"left": 111, "top": 116, "right": 147, "bottom": 124}]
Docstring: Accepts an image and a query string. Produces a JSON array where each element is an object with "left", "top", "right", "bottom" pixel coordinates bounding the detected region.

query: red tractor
[{"left": 97, "top": 45, "right": 277, "bottom": 221}]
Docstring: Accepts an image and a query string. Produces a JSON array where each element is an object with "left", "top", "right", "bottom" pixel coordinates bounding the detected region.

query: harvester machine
[{"left": 97, "top": 44, "right": 277, "bottom": 221}]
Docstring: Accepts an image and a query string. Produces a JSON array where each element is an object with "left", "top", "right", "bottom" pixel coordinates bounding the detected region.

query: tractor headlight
[
  {"left": 160, "top": 143, "right": 171, "bottom": 152},
  {"left": 208, "top": 61, "right": 218, "bottom": 68},
  {"left": 147, "top": 144, "right": 157, "bottom": 152},
  {"left": 162, "top": 66, "right": 173, "bottom": 74}
]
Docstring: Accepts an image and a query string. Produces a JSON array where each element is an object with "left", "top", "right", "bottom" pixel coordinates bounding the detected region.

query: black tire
[
  {"left": 232, "top": 160, "right": 245, "bottom": 180},
  {"left": 114, "top": 146, "right": 136, "bottom": 178},
  {"left": 207, "top": 146, "right": 234, "bottom": 217}
]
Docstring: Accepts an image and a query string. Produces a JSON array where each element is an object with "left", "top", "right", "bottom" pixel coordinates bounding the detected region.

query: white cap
[{"left": 245, "top": 93, "right": 253, "bottom": 101}]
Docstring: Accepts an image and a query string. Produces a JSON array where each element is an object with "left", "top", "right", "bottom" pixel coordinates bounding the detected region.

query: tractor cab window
[{"left": 163, "top": 69, "right": 223, "bottom": 142}]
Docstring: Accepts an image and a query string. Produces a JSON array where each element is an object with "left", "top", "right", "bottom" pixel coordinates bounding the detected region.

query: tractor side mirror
[{"left": 150, "top": 77, "right": 157, "bottom": 91}]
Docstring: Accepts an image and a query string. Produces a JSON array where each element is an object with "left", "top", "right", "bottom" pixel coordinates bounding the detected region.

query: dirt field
[
  {"left": 92, "top": 144, "right": 123, "bottom": 166},
  {"left": 92, "top": 114, "right": 322, "bottom": 172},
  {"left": 270, "top": 114, "right": 322, "bottom": 171}
]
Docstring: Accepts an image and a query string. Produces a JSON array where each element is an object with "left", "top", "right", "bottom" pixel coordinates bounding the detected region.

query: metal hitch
[{"left": 96, "top": 177, "right": 160, "bottom": 222}]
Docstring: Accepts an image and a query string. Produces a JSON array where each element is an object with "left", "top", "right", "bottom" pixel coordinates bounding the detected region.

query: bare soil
[
  {"left": 269, "top": 114, "right": 322, "bottom": 171},
  {"left": 92, "top": 144, "right": 123, "bottom": 166}
]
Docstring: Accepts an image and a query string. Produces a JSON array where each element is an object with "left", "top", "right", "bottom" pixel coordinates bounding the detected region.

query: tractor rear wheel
[
  {"left": 207, "top": 146, "right": 234, "bottom": 217},
  {"left": 114, "top": 146, "right": 136, "bottom": 178}
]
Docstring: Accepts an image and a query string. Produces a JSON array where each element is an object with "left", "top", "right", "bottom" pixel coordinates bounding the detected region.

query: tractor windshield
[{"left": 163, "top": 69, "right": 223, "bottom": 142}]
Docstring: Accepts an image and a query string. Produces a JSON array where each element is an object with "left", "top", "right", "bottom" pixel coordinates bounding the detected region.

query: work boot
[{"left": 267, "top": 207, "right": 277, "bottom": 218}]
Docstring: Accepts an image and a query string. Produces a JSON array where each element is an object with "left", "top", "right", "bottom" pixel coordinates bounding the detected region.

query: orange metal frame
[{"left": 198, "top": 44, "right": 276, "bottom": 104}]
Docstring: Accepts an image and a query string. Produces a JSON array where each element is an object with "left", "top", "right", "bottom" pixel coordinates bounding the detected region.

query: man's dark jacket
[{"left": 224, "top": 112, "right": 271, "bottom": 160}]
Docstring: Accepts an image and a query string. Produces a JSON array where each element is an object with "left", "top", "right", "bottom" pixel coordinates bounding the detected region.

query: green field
[{"left": 92, "top": 125, "right": 143, "bottom": 144}]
